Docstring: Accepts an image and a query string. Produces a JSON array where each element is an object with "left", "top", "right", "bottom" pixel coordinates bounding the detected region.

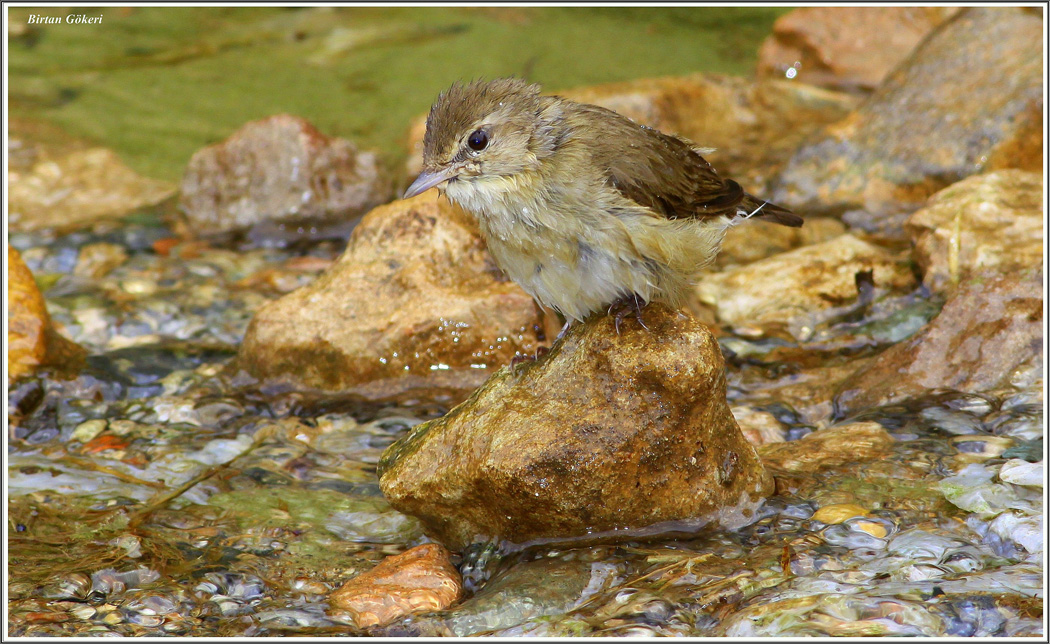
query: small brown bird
[{"left": 404, "top": 78, "right": 801, "bottom": 332}]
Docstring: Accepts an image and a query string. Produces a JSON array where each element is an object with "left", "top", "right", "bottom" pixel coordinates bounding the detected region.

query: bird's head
[{"left": 403, "top": 78, "right": 562, "bottom": 199}]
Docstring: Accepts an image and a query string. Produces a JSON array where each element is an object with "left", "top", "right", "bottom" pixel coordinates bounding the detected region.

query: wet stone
[
  {"left": 73, "top": 242, "right": 128, "bottom": 279},
  {"left": 328, "top": 543, "right": 462, "bottom": 629},
  {"left": 757, "top": 7, "right": 959, "bottom": 91},
  {"left": 443, "top": 556, "right": 599, "bottom": 637},
  {"left": 773, "top": 8, "right": 1042, "bottom": 230},
  {"left": 759, "top": 422, "right": 895, "bottom": 475},
  {"left": 696, "top": 234, "right": 916, "bottom": 336},
  {"left": 732, "top": 405, "right": 787, "bottom": 447},
  {"left": 8, "top": 147, "right": 175, "bottom": 234},
  {"left": 835, "top": 272, "right": 1043, "bottom": 416},
  {"left": 717, "top": 216, "right": 847, "bottom": 270},
  {"left": 8, "top": 245, "right": 85, "bottom": 382},
  {"left": 905, "top": 170, "right": 1043, "bottom": 294},
  {"left": 179, "top": 114, "right": 390, "bottom": 238},
  {"left": 379, "top": 304, "right": 773, "bottom": 551},
  {"left": 237, "top": 191, "right": 545, "bottom": 401}
]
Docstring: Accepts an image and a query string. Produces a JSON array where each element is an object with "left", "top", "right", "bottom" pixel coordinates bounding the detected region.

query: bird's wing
[{"left": 576, "top": 104, "right": 801, "bottom": 226}]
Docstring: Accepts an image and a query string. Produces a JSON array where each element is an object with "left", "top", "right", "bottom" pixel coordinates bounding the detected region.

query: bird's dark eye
[{"left": 467, "top": 129, "right": 488, "bottom": 151}]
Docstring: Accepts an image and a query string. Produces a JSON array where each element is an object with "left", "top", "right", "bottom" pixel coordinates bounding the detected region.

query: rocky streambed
[{"left": 7, "top": 6, "right": 1045, "bottom": 638}]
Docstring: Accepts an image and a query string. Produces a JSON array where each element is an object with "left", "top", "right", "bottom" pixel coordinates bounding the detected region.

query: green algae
[
  {"left": 8, "top": 6, "right": 788, "bottom": 182},
  {"left": 207, "top": 485, "right": 422, "bottom": 544}
]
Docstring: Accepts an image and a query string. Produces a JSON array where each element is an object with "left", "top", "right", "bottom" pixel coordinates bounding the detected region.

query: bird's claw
[
  {"left": 511, "top": 345, "right": 550, "bottom": 368},
  {"left": 609, "top": 294, "right": 650, "bottom": 334}
]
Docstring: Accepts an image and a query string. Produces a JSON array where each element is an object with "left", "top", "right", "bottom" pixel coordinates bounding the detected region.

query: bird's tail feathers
[{"left": 739, "top": 195, "right": 803, "bottom": 228}]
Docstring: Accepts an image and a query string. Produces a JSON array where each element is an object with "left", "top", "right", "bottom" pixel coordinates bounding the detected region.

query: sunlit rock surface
[
  {"left": 757, "top": 7, "right": 959, "bottom": 92},
  {"left": 8, "top": 147, "right": 174, "bottom": 234},
  {"left": 773, "top": 8, "right": 1042, "bottom": 230},
  {"left": 759, "top": 422, "right": 895, "bottom": 474},
  {"left": 834, "top": 272, "right": 1043, "bottom": 416},
  {"left": 732, "top": 405, "right": 787, "bottom": 447},
  {"left": 7, "top": 245, "right": 84, "bottom": 382},
  {"left": 328, "top": 544, "right": 461, "bottom": 629},
  {"left": 179, "top": 114, "right": 390, "bottom": 237},
  {"left": 236, "top": 191, "right": 544, "bottom": 400},
  {"left": 379, "top": 304, "right": 773, "bottom": 551},
  {"left": 716, "top": 216, "right": 846, "bottom": 270},
  {"left": 697, "top": 234, "right": 916, "bottom": 335},
  {"left": 905, "top": 170, "right": 1044, "bottom": 295}
]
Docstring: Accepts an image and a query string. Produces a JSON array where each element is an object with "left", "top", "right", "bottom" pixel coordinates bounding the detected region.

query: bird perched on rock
[{"left": 404, "top": 78, "right": 801, "bottom": 333}]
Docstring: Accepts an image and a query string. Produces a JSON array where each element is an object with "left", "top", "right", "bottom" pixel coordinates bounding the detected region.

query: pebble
[
  {"left": 812, "top": 503, "right": 869, "bottom": 524},
  {"left": 126, "top": 613, "right": 164, "bottom": 627},
  {"left": 329, "top": 543, "right": 462, "bottom": 629},
  {"left": 998, "top": 459, "right": 1043, "bottom": 487},
  {"left": 852, "top": 520, "right": 890, "bottom": 539},
  {"left": 950, "top": 435, "right": 1014, "bottom": 458},
  {"left": 69, "top": 605, "right": 98, "bottom": 620}
]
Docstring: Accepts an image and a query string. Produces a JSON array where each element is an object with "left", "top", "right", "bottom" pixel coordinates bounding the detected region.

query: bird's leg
[
  {"left": 554, "top": 319, "right": 573, "bottom": 341},
  {"left": 510, "top": 345, "right": 551, "bottom": 368},
  {"left": 608, "top": 293, "right": 650, "bottom": 334}
]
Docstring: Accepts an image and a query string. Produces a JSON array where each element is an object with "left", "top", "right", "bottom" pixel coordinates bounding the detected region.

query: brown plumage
[{"left": 405, "top": 78, "right": 801, "bottom": 325}]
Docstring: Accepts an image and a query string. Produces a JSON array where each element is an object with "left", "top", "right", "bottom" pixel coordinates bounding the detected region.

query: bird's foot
[
  {"left": 608, "top": 294, "right": 650, "bottom": 335},
  {"left": 510, "top": 345, "right": 550, "bottom": 368}
]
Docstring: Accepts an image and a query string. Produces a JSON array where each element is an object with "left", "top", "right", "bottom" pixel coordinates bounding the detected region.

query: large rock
[
  {"left": 905, "top": 170, "right": 1044, "bottom": 295},
  {"left": 8, "top": 147, "right": 174, "bottom": 233},
  {"left": 236, "top": 191, "right": 544, "bottom": 401},
  {"left": 405, "top": 74, "right": 857, "bottom": 190},
  {"left": 834, "top": 272, "right": 1043, "bottom": 416},
  {"left": 697, "top": 234, "right": 916, "bottom": 336},
  {"left": 757, "top": 7, "right": 959, "bottom": 92},
  {"left": 8, "top": 246, "right": 84, "bottom": 382},
  {"left": 773, "top": 8, "right": 1042, "bottom": 230},
  {"left": 378, "top": 304, "right": 773, "bottom": 551},
  {"left": 179, "top": 114, "right": 390, "bottom": 237}
]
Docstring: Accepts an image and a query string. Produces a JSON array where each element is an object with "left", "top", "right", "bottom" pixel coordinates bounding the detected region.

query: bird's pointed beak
[{"left": 403, "top": 166, "right": 457, "bottom": 200}]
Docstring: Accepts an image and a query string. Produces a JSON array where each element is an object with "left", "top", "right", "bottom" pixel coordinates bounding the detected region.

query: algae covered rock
[
  {"left": 378, "top": 304, "right": 773, "bottom": 551},
  {"left": 236, "top": 191, "right": 544, "bottom": 401}
]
